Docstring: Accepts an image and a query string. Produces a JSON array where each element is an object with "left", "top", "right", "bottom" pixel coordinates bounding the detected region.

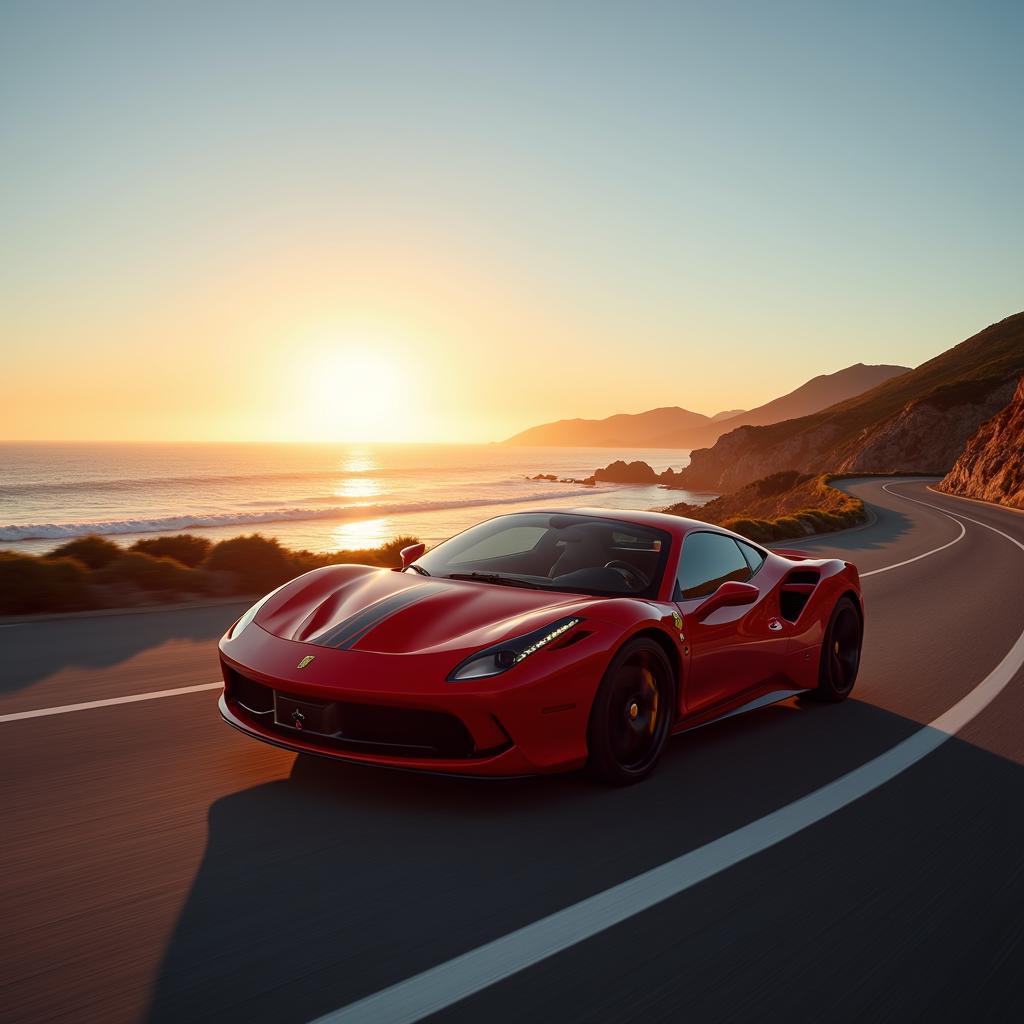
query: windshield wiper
[
  {"left": 404, "top": 563, "right": 430, "bottom": 576},
  {"left": 445, "top": 572, "right": 545, "bottom": 590}
]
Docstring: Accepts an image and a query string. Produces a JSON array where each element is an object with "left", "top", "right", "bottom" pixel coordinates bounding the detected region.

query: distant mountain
[
  {"left": 938, "top": 375, "right": 1024, "bottom": 509},
  {"left": 502, "top": 363, "right": 910, "bottom": 448},
  {"left": 709, "top": 363, "right": 910, "bottom": 434},
  {"left": 501, "top": 406, "right": 713, "bottom": 448},
  {"left": 676, "top": 313, "right": 1024, "bottom": 492}
]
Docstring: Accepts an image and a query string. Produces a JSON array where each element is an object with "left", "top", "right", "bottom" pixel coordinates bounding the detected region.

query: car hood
[{"left": 255, "top": 565, "right": 598, "bottom": 656}]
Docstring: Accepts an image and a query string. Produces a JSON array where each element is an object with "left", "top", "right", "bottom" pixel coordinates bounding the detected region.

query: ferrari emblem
[
  {"left": 297, "top": 655, "right": 316, "bottom": 669},
  {"left": 672, "top": 611, "right": 683, "bottom": 631},
  {"left": 291, "top": 708, "right": 305, "bottom": 730}
]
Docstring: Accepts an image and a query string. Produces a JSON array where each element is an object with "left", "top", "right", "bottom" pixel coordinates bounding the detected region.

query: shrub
[
  {"left": 96, "top": 551, "right": 204, "bottom": 592},
  {"left": 374, "top": 535, "right": 420, "bottom": 568},
  {"left": 47, "top": 534, "right": 121, "bottom": 570},
  {"left": 130, "top": 533, "right": 212, "bottom": 567},
  {"left": 770, "top": 516, "right": 814, "bottom": 540},
  {"left": 0, "top": 531, "right": 428, "bottom": 616},
  {"left": 754, "top": 470, "right": 810, "bottom": 498},
  {"left": 203, "top": 534, "right": 295, "bottom": 593},
  {"left": 720, "top": 517, "right": 776, "bottom": 543},
  {"left": 0, "top": 553, "right": 94, "bottom": 614},
  {"left": 290, "top": 534, "right": 421, "bottom": 574}
]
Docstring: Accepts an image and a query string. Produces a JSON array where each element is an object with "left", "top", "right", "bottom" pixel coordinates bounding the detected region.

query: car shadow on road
[
  {"left": 143, "top": 695, "right": 1024, "bottom": 1024},
  {"left": 0, "top": 602, "right": 248, "bottom": 693}
]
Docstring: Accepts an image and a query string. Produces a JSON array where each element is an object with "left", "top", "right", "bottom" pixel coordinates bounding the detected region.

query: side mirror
[
  {"left": 400, "top": 542, "right": 426, "bottom": 568},
  {"left": 693, "top": 580, "right": 758, "bottom": 621}
]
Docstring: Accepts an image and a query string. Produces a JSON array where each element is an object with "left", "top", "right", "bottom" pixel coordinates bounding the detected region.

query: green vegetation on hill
[
  {"left": 0, "top": 533, "right": 418, "bottom": 616},
  {"left": 662, "top": 471, "right": 867, "bottom": 544}
]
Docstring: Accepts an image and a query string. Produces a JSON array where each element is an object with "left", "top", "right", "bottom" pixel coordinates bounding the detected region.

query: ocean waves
[{"left": 0, "top": 488, "right": 604, "bottom": 542}]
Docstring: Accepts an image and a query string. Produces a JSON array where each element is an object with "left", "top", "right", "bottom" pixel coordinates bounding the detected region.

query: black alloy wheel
[
  {"left": 807, "top": 596, "right": 862, "bottom": 702},
  {"left": 587, "top": 638, "right": 675, "bottom": 785}
]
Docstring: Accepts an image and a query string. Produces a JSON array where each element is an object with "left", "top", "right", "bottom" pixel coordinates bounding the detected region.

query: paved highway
[{"left": 2, "top": 479, "right": 1022, "bottom": 1023}]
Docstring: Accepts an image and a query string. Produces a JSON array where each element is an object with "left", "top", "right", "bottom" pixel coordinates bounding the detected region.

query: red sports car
[{"left": 219, "top": 508, "right": 863, "bottom": 784}]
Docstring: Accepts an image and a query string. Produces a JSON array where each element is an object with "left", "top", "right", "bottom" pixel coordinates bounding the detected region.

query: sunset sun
[{"left": 289, "top": 343, "right": 411, "bottom": 443}]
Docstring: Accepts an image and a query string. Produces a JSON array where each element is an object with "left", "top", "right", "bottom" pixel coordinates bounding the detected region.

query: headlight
[
  {"left": 227, "top": 583, "right": 289, "bottom": 640},
  {"left": 447, "top": 616, "right": 584, "bottom": 681}
]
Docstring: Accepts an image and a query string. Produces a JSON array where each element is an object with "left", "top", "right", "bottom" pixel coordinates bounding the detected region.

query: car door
[{"left": 674, "top": 532, "right": 783, "bottom": 714}]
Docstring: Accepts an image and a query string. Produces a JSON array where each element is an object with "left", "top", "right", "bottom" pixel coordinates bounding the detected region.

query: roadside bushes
[
  {"left": 130, "top": 533, "right": 212, "bottom": 567},
  {"left": 677, "top": 472, "right": 868, "bottom": 543},
  {"left": 359, "top": 535, "right": 418, "bottom": 568},
  {"left": 205, "top": 534, "right": 295, "bottom": 593},
  {"left": 48, "top": 535, "right": 122, "bottom": 570},
  {"left": 95, "top": 551, "right": 204, "bottom": 592},
  {"left": 721, "top": 502, "right": 865, "bottom": 543},
  {"left": 286, "top": 534, "right": 416, "bottom": 576},
  {"left": 0, "top": 532, "right": 425, "bottom": 615},
  {"left": 0, "top": 553, "right": 94, "bottom": 614}
]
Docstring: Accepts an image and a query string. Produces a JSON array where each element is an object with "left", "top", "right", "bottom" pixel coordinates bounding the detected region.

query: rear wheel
[
  {"left": 587, "top": 638, "right": 675, "bottom": 785},
  {"left": 805, "top": 596, "right": 862, "bottom": 702}
]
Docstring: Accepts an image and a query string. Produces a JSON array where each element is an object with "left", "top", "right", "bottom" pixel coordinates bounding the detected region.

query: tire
[
  {"left": 805, "top": 596, "right": 862, "bottom": 703},
  {"left": 586, "top": 637, "right": 676, "bottom": 785}
]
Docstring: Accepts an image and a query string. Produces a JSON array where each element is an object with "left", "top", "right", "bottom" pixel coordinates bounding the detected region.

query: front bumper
[
  {"left": 218, "top": 695, "right": 544, "bottom": 777},
  {"left": 218, "top": 622, "right": 604, "bottom": 776}
]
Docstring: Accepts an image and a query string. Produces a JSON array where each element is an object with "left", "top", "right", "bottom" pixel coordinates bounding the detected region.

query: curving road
[{"left": 2, "top": 479, "right": 1023, "bottom": 1023}]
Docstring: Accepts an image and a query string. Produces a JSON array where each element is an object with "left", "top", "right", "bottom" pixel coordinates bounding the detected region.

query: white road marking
[
  {"left": 310, "top": 487, "right": 1024, "bottom": 1024},
  {"left": 859, "top": 482, "right": 966, "bottom": 576},
  {"left": 0, "top": 682, "right": 222, "bottom": 723}
]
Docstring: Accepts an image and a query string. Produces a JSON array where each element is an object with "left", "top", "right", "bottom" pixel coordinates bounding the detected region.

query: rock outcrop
[
  {"left": 938, "top": 376, "right": 1024, "bottom": 509},
  {"left": 592, "top": 460, "right": 660, "bottom": 484}
]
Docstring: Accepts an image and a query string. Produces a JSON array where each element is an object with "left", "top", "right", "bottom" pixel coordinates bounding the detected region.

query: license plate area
[{"left": 273, "top": 692, "right": 339, "bottom": 736}]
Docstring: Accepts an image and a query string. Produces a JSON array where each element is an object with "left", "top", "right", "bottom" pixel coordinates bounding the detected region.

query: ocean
[{"left": 0, "top": 442, "right": 714, "bottom": 556}]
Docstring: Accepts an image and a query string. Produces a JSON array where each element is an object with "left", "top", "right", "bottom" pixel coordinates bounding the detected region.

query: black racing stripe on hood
[{"left": 309, "top": 583, "right": 443, "bottom": 650}]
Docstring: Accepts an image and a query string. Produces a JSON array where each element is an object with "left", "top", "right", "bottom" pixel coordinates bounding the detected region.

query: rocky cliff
[
  {"left": 677, "top": 313, "right": 1024, "bottom": 491},
  {"left": 938, "top": 376, "right": 1024, "bottom": 509},
  {"left": 835, "top": 376, "right": 1018, "bottom": 475}
]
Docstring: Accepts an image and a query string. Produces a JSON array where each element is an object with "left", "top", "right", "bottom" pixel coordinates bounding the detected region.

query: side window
[
  {"left": 675, "top": 532, "right": 751, "bottom": 600},
  {"left": 737, "top": 540, "right": 766, "bottom": 575}
]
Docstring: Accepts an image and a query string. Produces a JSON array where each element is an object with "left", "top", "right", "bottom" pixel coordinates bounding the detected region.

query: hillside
[
  {"left": 677, "top": 313, "right": 1024, "bottom": 491},
  {"left": 938, "top": 376, "right": 1024, "bottom": 509},
  {"left": 660, "top": 471, "right": 867, "bottom": 543},
  {"left": 707, "top": 363, "right": 909, "bottom": 434},
  {"left": 502, "top": 362, "right": 909, "bottom": 448}
]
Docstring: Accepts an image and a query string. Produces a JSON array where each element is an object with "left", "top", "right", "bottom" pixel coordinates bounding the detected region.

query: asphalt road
[{"left": 2, "top": 478, "right": 1023, "bottom": 1024}]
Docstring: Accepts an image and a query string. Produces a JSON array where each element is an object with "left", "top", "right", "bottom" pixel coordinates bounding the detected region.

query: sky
[{"left": 1, "top": 0, "right": 1022, "bottom": 444}]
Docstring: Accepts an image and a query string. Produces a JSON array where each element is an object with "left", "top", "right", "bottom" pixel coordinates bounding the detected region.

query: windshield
[{"left": 414, "top": 512, "right": 671, "bottom": 598}]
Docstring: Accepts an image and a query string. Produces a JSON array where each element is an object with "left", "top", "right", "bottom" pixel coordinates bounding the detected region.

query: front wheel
[
  {"left": 805, "top": 596, "right": 862, "bottom": 702},
  {"left": 586, "top": 638, "right": 676, "bottom": 785}
]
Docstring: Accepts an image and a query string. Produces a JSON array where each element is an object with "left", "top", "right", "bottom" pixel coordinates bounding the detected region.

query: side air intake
[{"left": 779, "top": 569, "right": 820, "bottom": 623}]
